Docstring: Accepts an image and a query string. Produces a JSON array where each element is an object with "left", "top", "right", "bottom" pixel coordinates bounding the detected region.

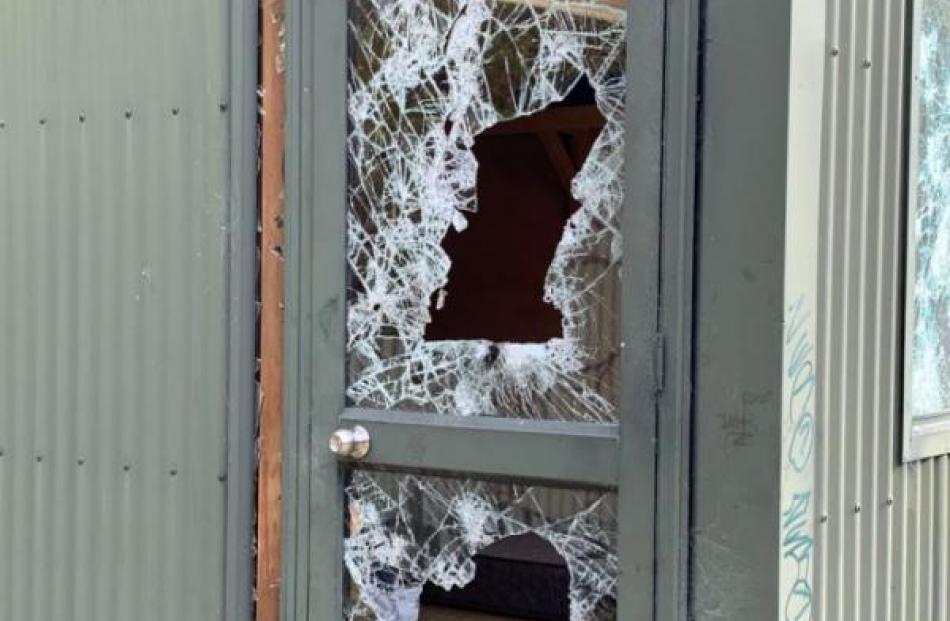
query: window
[{"left": 905, "top": 0, "right": 950, "bottom": 460}]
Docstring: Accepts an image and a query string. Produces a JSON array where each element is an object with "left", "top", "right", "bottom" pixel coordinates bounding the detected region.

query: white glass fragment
[
  {"left": 913, "top": 0, "right": 950, "bottom": 417},
  {"left": 344, "top": 471, "right": 617, "bottom": 620},
  {"left": 346, "top": 0, "right": 626, "bottom": 421}
]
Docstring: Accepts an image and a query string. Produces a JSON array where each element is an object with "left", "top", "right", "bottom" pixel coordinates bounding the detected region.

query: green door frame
[{"left": 280, "top": 1, "right": 698, "bottom": 619}]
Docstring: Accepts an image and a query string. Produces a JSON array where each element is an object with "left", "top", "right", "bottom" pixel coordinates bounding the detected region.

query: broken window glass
[
  {"left": 346, "top": 0, "right": 627, "bottom": 421},
  {"left": 911, "top": 0, "right": 950, "bottom": 419},
  {"left": 343, "top": 470, "right": 617, "bottom": 620}
]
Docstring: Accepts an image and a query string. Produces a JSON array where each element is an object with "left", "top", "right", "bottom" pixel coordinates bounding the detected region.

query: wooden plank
[{"left": 256, "top": 1, "right": 287, "bottom": 620}]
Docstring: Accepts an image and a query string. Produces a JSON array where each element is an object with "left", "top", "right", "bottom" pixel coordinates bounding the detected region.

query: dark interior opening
[
  {"left": 424, "top": 77, "right": 605, "bottom": 344},
  {"left": 420, "top": 533, "right": 571, "bottom": 621}
]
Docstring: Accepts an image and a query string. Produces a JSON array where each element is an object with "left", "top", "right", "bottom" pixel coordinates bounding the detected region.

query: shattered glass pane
[
  {"left": 913, "top": 0, "right": 950, "bottom": 417},
  {"left": 346, "top": 0, "right": 627, "bottom": 421},
  {"left": 344, "top": 470, "right": 617, "bottom": 620}
]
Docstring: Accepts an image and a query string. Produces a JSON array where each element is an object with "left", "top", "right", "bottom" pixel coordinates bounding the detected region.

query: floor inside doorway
[{"left": 420, "top": 606, "right": 524, "bottom": 621}]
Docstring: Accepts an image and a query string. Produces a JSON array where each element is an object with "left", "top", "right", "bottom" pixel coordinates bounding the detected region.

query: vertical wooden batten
[{"left": 257, "top": 1, "right": 287, "bottom": 620}]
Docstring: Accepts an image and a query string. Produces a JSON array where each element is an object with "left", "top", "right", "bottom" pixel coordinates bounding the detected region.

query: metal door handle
[{"left": 328, "top": 425, "right": 371, "bottom": 459}]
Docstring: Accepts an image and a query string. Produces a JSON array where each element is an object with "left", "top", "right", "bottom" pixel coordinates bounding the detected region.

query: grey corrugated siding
[
  {"left": 816, "top": 0, "right": 950, "bottom": 618},
  {"left": 0, "top": 2, "right": 238, "bottom": 620}
]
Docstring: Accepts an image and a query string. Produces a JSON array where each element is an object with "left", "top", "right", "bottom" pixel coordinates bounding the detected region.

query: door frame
[
  {"left": 279, "top": 1, "right": 699, "bottom": 619},
  {"left": 224, "top": 1, "right": 260, "bottom": 620}
]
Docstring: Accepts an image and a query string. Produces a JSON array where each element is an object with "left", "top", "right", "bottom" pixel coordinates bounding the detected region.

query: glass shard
[
  {"left": 913, "top": 0, "right": 950, "bottom": 417},
  {"left": 346, "top": 0, "right": 626, "bottom": 421},
  {"left": 344, "top": 471, "right": 617, "bottom": 621}
]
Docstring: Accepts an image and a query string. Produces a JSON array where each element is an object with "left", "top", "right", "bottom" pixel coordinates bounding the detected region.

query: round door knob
[{"left": 328, "top": 425, "right": 371, "bottom": 459}]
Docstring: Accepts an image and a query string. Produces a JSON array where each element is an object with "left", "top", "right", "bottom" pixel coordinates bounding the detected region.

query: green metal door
[{"left": 282, "top": 0, "right": 669, "bottom": 619}]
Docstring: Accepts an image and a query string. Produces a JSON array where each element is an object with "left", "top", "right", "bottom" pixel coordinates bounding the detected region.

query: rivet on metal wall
[
  {"left": 172, "top": 108, "right": 180, "bottom": 116},
  {"left": 35, "top": 455, "right": 43, "bottom": 463},
  {"left": 862, "top": 59, "right": 872, "bottom": 69},
  {"left": 77, "top": 458, "right": 85, "bottom": 466},
  {"left": 853, "top": 504, "right": 861, "bottom": 513},
  {"left": 125, "top": 110, "right": 133, "bottom": 120},
  {"left": 0, "top": 120, "right": 5, "bottom": 129},
  {"left": 79, "top": 113, "right": 86, "bottom": 123},
  {"left": 39, "top": 118, "right": 46, "bottom": 126},
  {"left": 830, "top": 47, "right": 840, "bottom": 57},
  {"left": 217, "top": 473, "right": 227, "bottom": 482},
  {"left": 123, "top": 464, "right": 131, "bottom": 472},
  {"left": 219, "top": 102, "right": 228, "bottom": 112},
  {"left": 820, "top": 514, "right": 829, "bottom": 524},
  {"left": 886, "top": 497, "right": 894, "bottom": 506},
  {"left": 0, "top": 448, "right": 5, "bottom": 457},
  {"left": 169, "top": 468, "right": 178, "bottom": 477}
]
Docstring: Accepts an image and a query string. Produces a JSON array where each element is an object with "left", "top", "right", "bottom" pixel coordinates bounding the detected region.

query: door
[{"left": 283, "top": 0, "right": 665, "bottom": 619}]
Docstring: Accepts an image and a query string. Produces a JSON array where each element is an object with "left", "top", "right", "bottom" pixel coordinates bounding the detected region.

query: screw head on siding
[
  {"left": 35, "top": 455, "right": 43, "bottom": 463},
  {"left": 854, "top": 503, "right": 861, "bottom": 513},
  {"left": 171, "top": 107, "right": 180, "bottom": 116},
  {"left": 820, "top": 514, "right": 829, "bottom": 524},
  {"left": 169, "top": 468, "right": 178, "bottom": 477},
  {"left": 39, "top": 118, "right": 46, "bottom": 126},
  {"left": 886, "top": 497, "right": 894, "bottom": 506},
  {"left": 862, "top": 59, "right": 872, "bottom": 69},
  {"left": 122, "top": 464, "right": 131, "bottom": 472},
  {"left": 219, "top": 102, "right": 229, "bottom": 113},
  {"left": 79, "top": 113, "right": 86, "bottom": 123},
  {"left": 0, "top": 121, "right": 6, "bottom": 129},
  {"left": 125, "top": 110, "right": 133, "bottom": 120},
  {"left": 77, "top": 457, "right": 85, "bottom": 466},
  {"left": 830, "top": 47, "right": 839, "bottom": 57}
]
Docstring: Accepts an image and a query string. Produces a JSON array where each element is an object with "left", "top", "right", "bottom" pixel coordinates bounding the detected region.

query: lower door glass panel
[{"left": 344, "top": 470, "right": 617, "bottom": 621}]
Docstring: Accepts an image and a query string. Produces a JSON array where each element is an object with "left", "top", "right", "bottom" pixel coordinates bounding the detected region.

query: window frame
[{"left": 903, "top": 0, "right": 950, "bottom": 461}]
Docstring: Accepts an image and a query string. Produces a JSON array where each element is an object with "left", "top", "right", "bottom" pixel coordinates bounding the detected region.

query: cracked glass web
[
  {"left": 346, "top": 0, "right": 627, "bottom": 422},
  {"left": 913, "top": 0, "right": 950, "bottom": 417},
  {"left": 344, "top": 471, "right": 617, "bottom": 620}
]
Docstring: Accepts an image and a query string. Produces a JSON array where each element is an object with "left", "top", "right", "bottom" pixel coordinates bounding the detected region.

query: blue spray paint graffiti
[
  {"left": 782, "top": 294, "right": 815, "bottom": 620},
  {"left": 782, "top": 491, "right": 814, "bottom": 621}
]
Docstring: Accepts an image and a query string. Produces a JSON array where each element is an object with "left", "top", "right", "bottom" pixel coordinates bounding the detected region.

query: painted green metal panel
[
  {"left": 653, "top": 2, "right": 700, "bottom": 620},
  {"left": 691, "top": 0, "right": 791, "bottom": 619},
  {"left": 0, "top": 2, "right": 257, "bottom": 620},
  {"left": 340, "top": 410, "right": 621, "bottom": 488}
]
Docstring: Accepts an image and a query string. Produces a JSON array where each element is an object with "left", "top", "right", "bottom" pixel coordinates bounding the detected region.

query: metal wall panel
[
  {"left": 815, "top": 0, "right": 950, "bottom": 618},
  {"left": 0, "top": 2, "right": 256, "bottom": 620}
]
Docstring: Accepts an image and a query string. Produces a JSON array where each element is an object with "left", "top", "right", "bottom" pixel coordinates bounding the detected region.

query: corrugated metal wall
[
  {"left": 0, "top": 2, "right": 250, "bottom": 620},
  {"left": 816, "top": 0, "right": 950, "bottom": 618}
]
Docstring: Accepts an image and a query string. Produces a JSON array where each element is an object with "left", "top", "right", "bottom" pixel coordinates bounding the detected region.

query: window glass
[{"left": 906, "top": 0, "right": 950, "bottom": 457}]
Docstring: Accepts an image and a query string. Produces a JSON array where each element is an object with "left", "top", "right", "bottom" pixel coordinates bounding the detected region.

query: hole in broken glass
[
  {"left": 420, "top": 533, "right": 571, "bottom": 620},
  {"left": 424, "top": 78, "right": 606, "bottom": 345}
]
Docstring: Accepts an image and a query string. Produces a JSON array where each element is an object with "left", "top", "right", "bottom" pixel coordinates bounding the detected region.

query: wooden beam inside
[
  {"left": 538, "top": 131, "right": 578, "bottom": 196},
  {"left": 497, "top": 0, "right": 625, "bottom": 22},
  {"left": 482, "top": 105, "right": 605, "bottom": 136}
]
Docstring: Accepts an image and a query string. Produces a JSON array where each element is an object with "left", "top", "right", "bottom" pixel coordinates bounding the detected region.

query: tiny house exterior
[{"left": 0, "top": 1, "right": 948, "bottom": 620}]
